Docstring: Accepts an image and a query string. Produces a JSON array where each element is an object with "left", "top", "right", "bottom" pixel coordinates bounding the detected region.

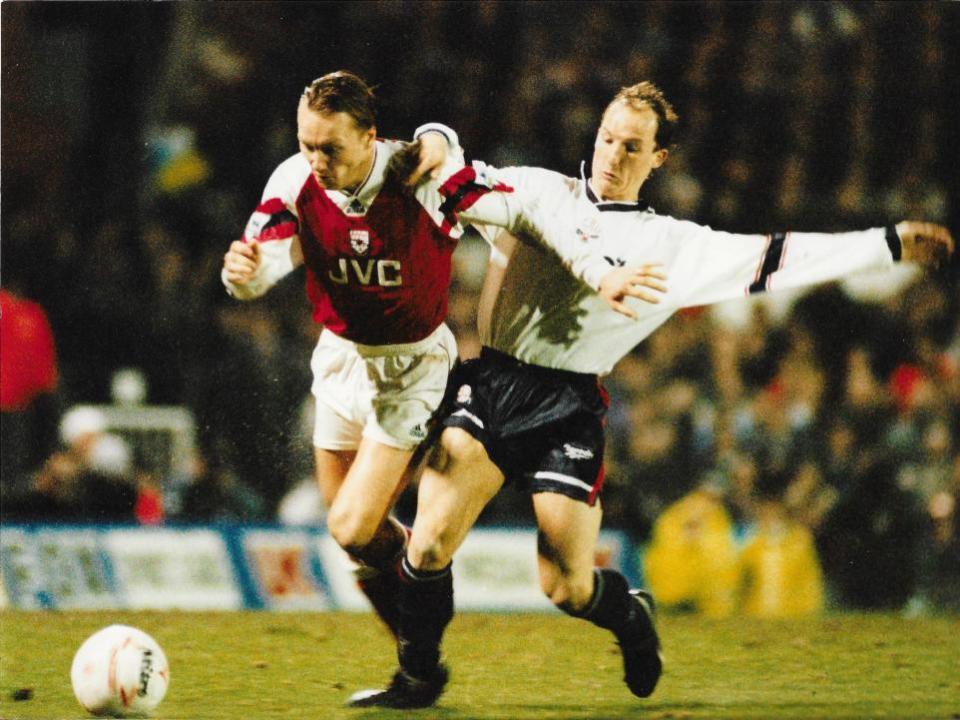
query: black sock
[
  {"left": 351, "top": 519, "right": 409, "bottom": 572},
  {"left": 396, "top": 556, "right": 454, "bottom": 679},
  {"left": 563, "top": 569, "right": 650, "bottom": 643}
]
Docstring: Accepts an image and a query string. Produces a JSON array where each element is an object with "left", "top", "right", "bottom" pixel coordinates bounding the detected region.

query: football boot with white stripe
[{"left": 346, "top": 664, "right": 449, "bottom": 709}]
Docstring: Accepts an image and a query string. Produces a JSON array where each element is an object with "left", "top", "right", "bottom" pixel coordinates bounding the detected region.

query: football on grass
[{"left": 70, "top": 625, "right": 169, "bottom": 717}]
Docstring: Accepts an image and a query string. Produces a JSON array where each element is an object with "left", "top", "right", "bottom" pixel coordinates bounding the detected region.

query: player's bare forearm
[
  {"left": 411, "top": 132, "right": 449, "bottom": 184},
  {"left": 598, "top": 264, "right": 668, "bottom": 319},
  {"left": 895, "top": 221, "right": 954, "bottom": 268},
  {"left": 386, "top": 140, "right": 422, "bottom": 188}
]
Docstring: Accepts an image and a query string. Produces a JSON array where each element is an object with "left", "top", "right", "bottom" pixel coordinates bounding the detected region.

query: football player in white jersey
[
  {"left": 221, "top": 72, "right": 661, "bottom": 658},
  {"left": 348, "top": 81, "right": 954, "bottom": 708}
]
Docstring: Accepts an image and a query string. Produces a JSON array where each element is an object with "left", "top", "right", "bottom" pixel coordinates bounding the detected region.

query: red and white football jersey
[{"left": 229, "top": 137, "right": 611, "bottom": 346}]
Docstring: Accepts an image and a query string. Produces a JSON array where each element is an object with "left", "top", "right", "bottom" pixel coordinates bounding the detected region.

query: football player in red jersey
[{"left": 222, "top": 71, "right": 666, "bottom": 653}]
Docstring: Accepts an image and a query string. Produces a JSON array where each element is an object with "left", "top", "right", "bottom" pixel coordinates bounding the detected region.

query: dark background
[{"left": 2, "top": 1, "right": 958, "bottom": 611}]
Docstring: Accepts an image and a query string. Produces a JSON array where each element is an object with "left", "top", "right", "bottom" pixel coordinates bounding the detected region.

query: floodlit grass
[{"left": 1, "top": 610, "right": 958, "bottom": 719}]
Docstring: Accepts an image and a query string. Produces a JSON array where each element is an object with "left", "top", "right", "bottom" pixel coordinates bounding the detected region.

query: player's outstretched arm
[
  {"left": 895, "top": 221, "right": 954, "bottom": 268},
  {"left": 660, "top": 216, "right": 952, "bottom": 311}
]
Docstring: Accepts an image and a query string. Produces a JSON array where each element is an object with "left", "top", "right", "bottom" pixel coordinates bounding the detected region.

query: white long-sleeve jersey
[
  {"left": 474, "top": 164, "right": 900, "bottom": 375},
  {"left": 222, "top": 129, "right": 611, "bottom": 345}
]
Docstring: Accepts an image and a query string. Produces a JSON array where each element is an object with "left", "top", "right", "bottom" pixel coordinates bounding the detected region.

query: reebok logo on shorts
[
  {"left": 563, "top": 443, "right": 594, "bottom": 460},
  {"left": 457, "top": 384, "right": 473, "bottom": 404}
]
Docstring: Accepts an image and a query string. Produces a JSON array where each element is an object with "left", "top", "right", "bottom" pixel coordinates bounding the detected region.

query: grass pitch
[{"left": 1, "top": 611, "right": 958, "bottom": 719}]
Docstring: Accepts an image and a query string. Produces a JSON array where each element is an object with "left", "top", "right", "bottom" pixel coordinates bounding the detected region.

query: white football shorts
[{"left": 310, "top": 324, "right": 458, "bottom": 451}]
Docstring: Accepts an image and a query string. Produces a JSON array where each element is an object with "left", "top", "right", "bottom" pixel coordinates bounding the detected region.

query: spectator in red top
[
  {"left": 1, "top": 288, "right": 58, "bottom": 411},
  {"left": 1, "top": 287, "right": 61, "bottom": 494}
]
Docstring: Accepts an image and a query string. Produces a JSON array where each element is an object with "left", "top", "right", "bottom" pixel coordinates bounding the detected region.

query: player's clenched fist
[
  {"left": 223, "top": 240, "right": 262, "bottom": 285},
  {"left": 896, "top": 221, "right": 955, "bottom": 268}
]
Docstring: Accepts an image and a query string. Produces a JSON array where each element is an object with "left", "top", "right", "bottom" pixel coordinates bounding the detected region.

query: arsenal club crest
[{"left": 349, "top": 229, "right": 370, "bottom": 255}]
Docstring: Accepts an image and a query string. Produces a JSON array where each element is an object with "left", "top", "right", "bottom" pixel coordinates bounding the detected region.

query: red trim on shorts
[
  {"left": 597, "top": 380, "right": 610, "bottom": 408},
  {"left": 588, "top": 463, "right": 605, "bottom": 506},
  {"left": 598, "top": 379, "right": 610, "bottom": 428}
]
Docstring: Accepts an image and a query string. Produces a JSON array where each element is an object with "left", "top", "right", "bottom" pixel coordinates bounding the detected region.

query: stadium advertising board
[
  {"left": 242, "top": 529, "right": 331, "bottom": 610},
  {"left": 104, "top": 528, "right": 242, "bottom": 610},
  {"left": 1, "top": 527, "right": 116, "bottom": 609},
  {"left": 453, "top": 529, "right": 638, "bottom": 611},
  {"left": 0, "top": 525, "right": 635, "bottom": 611},
  {"left": 454, "top": 530, "right": 553, "bottom": 611}
]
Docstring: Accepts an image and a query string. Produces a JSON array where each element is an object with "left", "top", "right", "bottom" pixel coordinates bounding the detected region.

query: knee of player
[
  {"left": 407, "top": 534, "right": 454, "bottom": 572},
  {"left": 541, "top": 573, "right": 593, "bottom": 614},
  {"left": 540, "top": 574, "right": 570, "bottom": 608},
  {"left": 440, "top": 427, "right": 488, "bottom": 465},
  {"left": 327, "top": 505, "right": 378, "bottom": 555}
]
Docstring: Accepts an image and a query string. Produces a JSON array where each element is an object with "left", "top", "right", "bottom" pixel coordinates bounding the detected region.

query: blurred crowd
[
  {"left": 602, "top": 281, "right": 960, "bottom": 615},
  {"left": 2, "top": 2, "right": 958, "bottom": 613}
]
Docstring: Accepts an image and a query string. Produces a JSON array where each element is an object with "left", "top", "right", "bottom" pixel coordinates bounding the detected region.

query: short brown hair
[
  {"left": 606, "top": 82, "right": 678, "bottom": 150},
  {"left": 302, "top": 71, "right": 376, "bottom": 130}
]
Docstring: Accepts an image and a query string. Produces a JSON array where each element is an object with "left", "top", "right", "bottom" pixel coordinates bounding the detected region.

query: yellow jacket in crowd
[{"left": 643, "top": 491, "right": 824, "bottom": 618}]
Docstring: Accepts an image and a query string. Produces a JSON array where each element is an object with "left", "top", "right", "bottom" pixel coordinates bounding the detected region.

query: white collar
[{"left": 333, "top": 142, "right": 383, "bottom": 211}]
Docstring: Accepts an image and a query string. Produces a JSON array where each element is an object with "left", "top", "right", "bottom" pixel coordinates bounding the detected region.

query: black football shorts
[{"left": 438, "top": 347, "right": 608, "bottom": 505}]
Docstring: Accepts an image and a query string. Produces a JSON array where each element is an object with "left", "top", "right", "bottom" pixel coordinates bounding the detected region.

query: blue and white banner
[
  {"left": 1, "top": 526, "right": 115, "bottom": 610},
  {"left": 104, "top": 528, "right": 243, "bottom": 610},
  {"left": 0, "top": 524, "right": 638, "bottom": 611}
]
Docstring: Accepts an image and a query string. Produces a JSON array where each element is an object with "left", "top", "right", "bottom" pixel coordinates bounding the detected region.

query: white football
[{"left": 70, "top": 624, "right": 170, "bottom": 717}]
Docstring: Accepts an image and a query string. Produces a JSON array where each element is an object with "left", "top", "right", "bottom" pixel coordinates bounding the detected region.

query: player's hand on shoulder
[
  {"left": 386, "top": 139, "right": 423, "bottom": 189},
  {"left": 223, "top": 239, "right": 261, "bottom": 284},
  {"left": 410, "top": 131, "right": 450, "bottom": 185},
  {"left": 598, "top": 264, "right": 668, "bottom": 319},
  {"left": 896, "top": 221, "right": 954, "bottom": 268},
  {"left": 387, "top": 134, "right": 450, "bottom": 188}
]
